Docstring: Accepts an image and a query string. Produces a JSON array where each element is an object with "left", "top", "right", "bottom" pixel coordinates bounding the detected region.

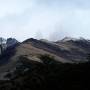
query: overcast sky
[{"left": 0, "top": 0, "right": 90, "bottom": 41}]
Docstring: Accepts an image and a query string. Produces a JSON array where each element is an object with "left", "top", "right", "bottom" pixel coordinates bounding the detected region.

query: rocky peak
[{"left": 6, "top": 38, "right": 19, "bottom": 48}]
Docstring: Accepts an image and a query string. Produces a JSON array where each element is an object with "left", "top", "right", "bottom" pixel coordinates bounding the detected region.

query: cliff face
[
  {"left": 0, "top": 37, "right": 19, "bottom": 54},
  {"left": 6, "top": 38, "right": 19, "bottom": 48}
]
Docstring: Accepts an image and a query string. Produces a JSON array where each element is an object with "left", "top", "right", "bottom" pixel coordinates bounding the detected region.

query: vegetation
[
  {"left": 0, "top": 54, "right": 90, "bottom": 90},
  {"left": 0, "top": 38, "right": 6, "bottom": 54}
]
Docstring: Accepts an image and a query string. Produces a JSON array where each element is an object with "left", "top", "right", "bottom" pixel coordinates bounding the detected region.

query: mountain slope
[
  {"left": 55, "top": 38, "right": 90, "bottom": 62},
  {"left": 0, "top": 37, "right": 90, "bottom": 80},
  {"left": 9, "top": 38, "right": 89, "bottom": 64}
]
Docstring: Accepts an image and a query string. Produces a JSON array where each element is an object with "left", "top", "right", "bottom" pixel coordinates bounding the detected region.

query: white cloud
[
  {"left": 0, "top": 0, "right": 33, "bottom": 18},
  {"left": 0, "top": 0, "right": 90, "bottom": 41}
]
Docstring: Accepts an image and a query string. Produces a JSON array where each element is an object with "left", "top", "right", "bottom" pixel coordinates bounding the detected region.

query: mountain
[
  {"left": 21, "top": 38, "right": 89, "bottom": 62},
  {"left": 3, "top": 37, "right": 90, "bottom": 64},
  {"left": 0, "top": 37, "right": 90, "bottom": 89},
  {"left": 60, "top": 37, "right": 78, "bottom": 42},
  {"left": 6, "top": 38, "right": 19, "bottom": 48},
  {"left": 55, "top": 37, "right": 90, "bottom": 62},
  {"left": 0, "top": 37, "right": 90, "bottom": 80}
]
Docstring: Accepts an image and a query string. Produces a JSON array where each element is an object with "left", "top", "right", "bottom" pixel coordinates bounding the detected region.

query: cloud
[
  {"left": 0, "top": 0, "right": 90, "bottom": 41},
  {"left": 0, "top": 0, "right": 32, "bottom": 18}
]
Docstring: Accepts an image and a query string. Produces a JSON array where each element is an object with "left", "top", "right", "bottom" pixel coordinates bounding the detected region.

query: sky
[{"left": 0, "top": 0, "right": 90, "bottom": 41}]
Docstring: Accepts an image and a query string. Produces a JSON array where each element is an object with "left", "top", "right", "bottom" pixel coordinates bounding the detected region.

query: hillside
[
  {"left": 0, "top": 55, "right": 90, "bottom": 90},
  {"left": 0, "top": 37, "right": 90, "bottom": 80},
  {"left": 12, "top": 37, "right": 90, "bottom": 63},
  {"left": 0, "top": 37, "right": 90, "bottom": 89}
]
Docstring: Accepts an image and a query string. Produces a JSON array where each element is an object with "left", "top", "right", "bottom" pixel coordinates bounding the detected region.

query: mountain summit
[{"left": 6, "top": 38, "right": 19, "bottom": 48}]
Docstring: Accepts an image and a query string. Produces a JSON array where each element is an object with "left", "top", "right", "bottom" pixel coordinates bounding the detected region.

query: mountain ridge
[
  {"left": 0, "top": 37, "right": 90, "bottom": 80},
  {"left": 0, "top": 37, "right": 89, "bottom": 63}
]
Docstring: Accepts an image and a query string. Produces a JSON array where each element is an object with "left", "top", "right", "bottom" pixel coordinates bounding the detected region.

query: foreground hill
[{"left": 0, "top": 55, "right": 90, "bottom": 90}]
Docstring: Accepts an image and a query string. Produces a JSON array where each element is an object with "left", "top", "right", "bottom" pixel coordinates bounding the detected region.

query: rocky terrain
[{"left": 0, "top": 37, "right": 90, "bottom": 90}]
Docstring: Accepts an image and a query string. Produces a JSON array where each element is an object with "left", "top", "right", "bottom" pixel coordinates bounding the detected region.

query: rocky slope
[{"left": 0, "top": 37, "right": 90, "bottom": 80}]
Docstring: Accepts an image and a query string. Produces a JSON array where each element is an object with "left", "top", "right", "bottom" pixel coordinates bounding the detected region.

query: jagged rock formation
[{"left": 6, "top": 38, "right": 19, "bottom": 48}]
